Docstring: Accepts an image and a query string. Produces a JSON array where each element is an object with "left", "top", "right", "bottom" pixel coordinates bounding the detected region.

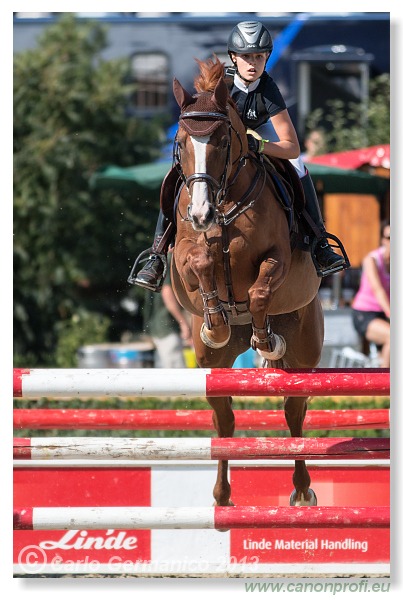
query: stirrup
[
  {"left": 311, "top": 233, "right": 350, "bottom": 278},
  {"left": 127, "top": 247, "right": 167, "bottom": 288}
]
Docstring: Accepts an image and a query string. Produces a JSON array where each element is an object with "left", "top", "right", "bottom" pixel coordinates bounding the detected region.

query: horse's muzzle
[{"left": 187, "top": 203, "right": 216, "bottom": 232}]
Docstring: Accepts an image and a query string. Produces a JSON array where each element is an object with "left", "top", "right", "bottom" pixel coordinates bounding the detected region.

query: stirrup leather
[{"left": 311, "top": 233, "right": 350, "bottom": 278}]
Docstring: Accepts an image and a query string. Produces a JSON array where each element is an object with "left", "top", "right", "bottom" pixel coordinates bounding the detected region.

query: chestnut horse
[{"left": 170, "top": 58, "right": 324, "bottom": 509}]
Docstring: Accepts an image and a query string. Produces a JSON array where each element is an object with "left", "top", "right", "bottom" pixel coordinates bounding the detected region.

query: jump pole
[
  {"left": 13, "top": 408, "right": 390, "bottom": 431},
  {"left": 13, "top": 368, "right": 390, "bottom": 398},
  {"left": 14, "top": 505, "right": 390, "bottom": 531},
  {"left": 14, "top": 437, "right": 390, "bottom": 461}
]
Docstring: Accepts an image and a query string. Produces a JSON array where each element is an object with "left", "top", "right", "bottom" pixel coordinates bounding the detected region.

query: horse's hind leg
[
  {"left": 207, "top": 396, "right": 235, "bottom": 506},
  {"left": 284, "top": 395, "right": 317, "bottom": 506},
  {"left": 193, "top": 320, "right": 250, "bottom": 507},
  {"left": 269, "top": 299, "right": 323, "bottom": 506}
]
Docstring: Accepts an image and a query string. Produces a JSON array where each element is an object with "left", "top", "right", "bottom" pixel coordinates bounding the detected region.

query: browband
[{"left": 180, "top": 111, "right": 229, "bottom": 121}]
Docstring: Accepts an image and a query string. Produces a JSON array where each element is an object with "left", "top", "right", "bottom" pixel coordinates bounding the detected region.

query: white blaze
[{"left": 190, "top": 135, "right": 211, "bottom": 223}]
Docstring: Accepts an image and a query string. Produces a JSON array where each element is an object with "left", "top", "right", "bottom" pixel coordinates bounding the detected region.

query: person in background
[
  {"left": 351, "top": 219, "right": 390, "bottom": 367},
  {"left": 300, "top": 128, "right": 326, "bottom": 163},
  {"left": 144, "top": 253, "right": 192, "bottom": 368}
]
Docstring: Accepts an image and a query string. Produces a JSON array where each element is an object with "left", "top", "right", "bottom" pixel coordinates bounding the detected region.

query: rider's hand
[{"left": 247, "top": 134, "right": 260, "bottom": 154}]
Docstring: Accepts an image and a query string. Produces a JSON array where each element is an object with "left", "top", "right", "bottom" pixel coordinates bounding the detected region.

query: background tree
[
  {"left": 305, "top": 74, "right": 390, "bottom": 152},
  {"left": 14, "top": 14, "right": 165, "bottom": 366}
]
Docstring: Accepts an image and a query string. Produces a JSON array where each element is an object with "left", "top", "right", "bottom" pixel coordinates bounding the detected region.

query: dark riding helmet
[{"left": 227, "top": 21, "right": 273, "bottom": 57}]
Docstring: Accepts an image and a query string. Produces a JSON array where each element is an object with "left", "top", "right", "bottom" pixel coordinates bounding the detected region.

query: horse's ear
[
  {"left": 173, "top": 78, "right": 194, "bottom": 110},
  {"left": 211, "top": 77, "right": 228, "bottom": 111}
]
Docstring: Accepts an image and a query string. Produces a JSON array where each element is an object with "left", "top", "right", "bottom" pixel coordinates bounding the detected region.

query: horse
[{"left": 169, "top": 57, "right": 324, "bottom": 510}]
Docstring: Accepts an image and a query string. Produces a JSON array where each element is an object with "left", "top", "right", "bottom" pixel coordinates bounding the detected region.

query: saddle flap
[
  {"left": 267, "top": 156, "right": 305, "bottom": 214},
  {"left": 261, "top": 156, "right": 310, "bottom": 251},
  {"left": 160, "top": 166, "right": 182, "bottom": 222}
]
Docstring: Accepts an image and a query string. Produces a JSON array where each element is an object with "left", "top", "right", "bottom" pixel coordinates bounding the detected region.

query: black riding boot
[
  {"left": 300, "top": 171, "right": 348, "bottom": 277},
  {"left": 128, "top": 210, "right": 173, "bottom": 292}
]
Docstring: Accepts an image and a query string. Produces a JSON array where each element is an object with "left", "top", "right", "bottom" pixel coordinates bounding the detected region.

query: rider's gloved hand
[{"left": 247, "top": 134, "right": 261, "bottom": 154}]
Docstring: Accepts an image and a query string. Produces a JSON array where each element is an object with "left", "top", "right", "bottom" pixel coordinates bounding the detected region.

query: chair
[
  {"left": 361, "top": 337, "right": 382, "bottom": 367},
  {"left": 329, "top": 345, "right": 380, "bottom": 368}
]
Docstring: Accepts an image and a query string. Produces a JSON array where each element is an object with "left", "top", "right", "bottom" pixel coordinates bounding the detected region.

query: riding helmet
[{"left": 227, "top": 21, "right": 273, "bottom": 56}]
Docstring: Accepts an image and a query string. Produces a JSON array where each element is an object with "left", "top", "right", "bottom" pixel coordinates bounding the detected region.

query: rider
[{"left": 131, "top": 20, "right": 348, "bottom": 292}]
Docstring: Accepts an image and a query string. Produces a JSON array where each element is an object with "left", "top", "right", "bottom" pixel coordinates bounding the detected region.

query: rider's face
[{"left": 232, "top": 52, "right": 268, "bottom": 83}]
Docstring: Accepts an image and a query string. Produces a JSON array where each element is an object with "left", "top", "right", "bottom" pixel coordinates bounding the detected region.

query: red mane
[{"left": 194, "top": 55, "right": 225, "bottom": 93}]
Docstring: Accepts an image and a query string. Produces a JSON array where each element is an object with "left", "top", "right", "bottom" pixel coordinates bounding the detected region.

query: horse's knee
[
  {"left": 248, "top": 287, "right": 271, "bottom": 315},
  {"left": 188, "top": 251, "right": 214, "bottom": 277}
]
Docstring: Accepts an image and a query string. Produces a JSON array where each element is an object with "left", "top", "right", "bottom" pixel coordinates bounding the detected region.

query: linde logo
[{"left": 39, "top": 529, "right": 138, "bottom": 551}]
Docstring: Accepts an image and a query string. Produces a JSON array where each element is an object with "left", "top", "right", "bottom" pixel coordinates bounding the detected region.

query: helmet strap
[
  {"left": 236, "top": 70, "right": 253, "bottom": 85},
  {"left": 229, "top": 54, "right": 251, "bottom": 85}
]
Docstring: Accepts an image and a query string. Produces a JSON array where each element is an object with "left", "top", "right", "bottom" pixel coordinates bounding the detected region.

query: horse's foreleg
[
  {"left": 207, "top": 396, "right": 235, "bottom": 506},
  {"left": 284, "top": 395, "right": 317, "bottom": 506},
  {"left": 248, "top": 257, "right": 287, "bottom": 360},
  {"left": 180, "top": 243, "right": 231, "bottom": 348}
]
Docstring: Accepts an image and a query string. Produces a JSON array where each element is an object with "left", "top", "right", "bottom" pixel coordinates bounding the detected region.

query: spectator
[
  {"left": 143, "top": 253, "right": 192, "bottom": 368},
  {"left": 300, "top": 129, "right": 326, "bottom": 163},
  {"left": 351, "top": 220, "right": 390, "bottom": 367}
]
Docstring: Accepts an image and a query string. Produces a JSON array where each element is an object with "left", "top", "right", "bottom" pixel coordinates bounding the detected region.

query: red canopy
[{"left": 308, "top": 144, "right": 390, "bottom": 170}]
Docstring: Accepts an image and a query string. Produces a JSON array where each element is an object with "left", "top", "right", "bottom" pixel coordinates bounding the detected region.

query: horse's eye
[{"left": 220, "top": 137, "right": 229, "bottom": 149}]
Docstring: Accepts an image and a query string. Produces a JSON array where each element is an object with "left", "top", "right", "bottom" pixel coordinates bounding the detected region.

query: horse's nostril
[{"left": 206, "top": 206, "right": 215, "bottom": 222}]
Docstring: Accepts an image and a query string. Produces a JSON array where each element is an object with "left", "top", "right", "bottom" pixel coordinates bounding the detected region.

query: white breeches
[{"left": 256, "top": 122, "right": 306, "bottom": 178}]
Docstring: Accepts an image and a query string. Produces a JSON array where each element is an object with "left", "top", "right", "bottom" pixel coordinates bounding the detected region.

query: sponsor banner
[
  {"left": 14, "top": 464, "right": 389, "bottom": 573},
  {"left": 14, "top": 467, "right": 151, "bottom": 569},
  {"left": 230, "top": 466, "right": 390, "bottom": 564}
]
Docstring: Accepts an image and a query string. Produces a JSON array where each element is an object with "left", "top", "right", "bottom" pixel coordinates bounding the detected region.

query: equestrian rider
[{"left": 131, "top": 21, "right": 348, "bottom": 292}]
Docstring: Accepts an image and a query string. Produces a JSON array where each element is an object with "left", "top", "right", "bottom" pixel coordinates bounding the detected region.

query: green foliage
[
  {"left": 305, "top": 74, "right": 390, "bottom": 152},
  {"left": 14, "top": 15, "right": 165, "bottom": 365},
  {"left": 54, "top": 310, "right": 111, "bottom": 367}
]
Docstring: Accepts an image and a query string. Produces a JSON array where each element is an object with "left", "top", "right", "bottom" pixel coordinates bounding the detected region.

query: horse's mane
[
  {"left": 193, "top": 54, "right": 240, "bottom": 115},
  {"left": 194, "top": 55, "right": 225, "bottom": 93}
]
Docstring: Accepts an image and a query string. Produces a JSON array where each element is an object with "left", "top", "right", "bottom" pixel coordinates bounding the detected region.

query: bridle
[
  {"left": 172, "top": 102, "right": 268, "bottom": 324},
  {"left": 173, "top": 108, "right": 245, "bottom": 219}
]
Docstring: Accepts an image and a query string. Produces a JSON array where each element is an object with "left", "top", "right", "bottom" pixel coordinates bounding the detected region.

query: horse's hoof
[
  {"left": 289, "top": 488, "right": 317, "bottom": 506},
  {"left": 213, "top": 500, "right": 234, "bottom": 533},
  {"left": 200, "top": 322, "right": 231, "bottom": 349},
  {"left": 256, "top": 334, "right": 286, "bottom": 360}
]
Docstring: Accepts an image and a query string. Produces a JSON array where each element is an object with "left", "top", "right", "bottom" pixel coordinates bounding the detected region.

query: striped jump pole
[
  {"left": 14, "top": 506, "right": 390, "bottom": 531},
  {"left": 13, "top": 368, "right": 390, "bottom": 398},
  {"left": 13, "top": 408, "right": 390, "bottom": 431},
  {"left": 14, "top": 437, "right": 390, "bottom": 461}
]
